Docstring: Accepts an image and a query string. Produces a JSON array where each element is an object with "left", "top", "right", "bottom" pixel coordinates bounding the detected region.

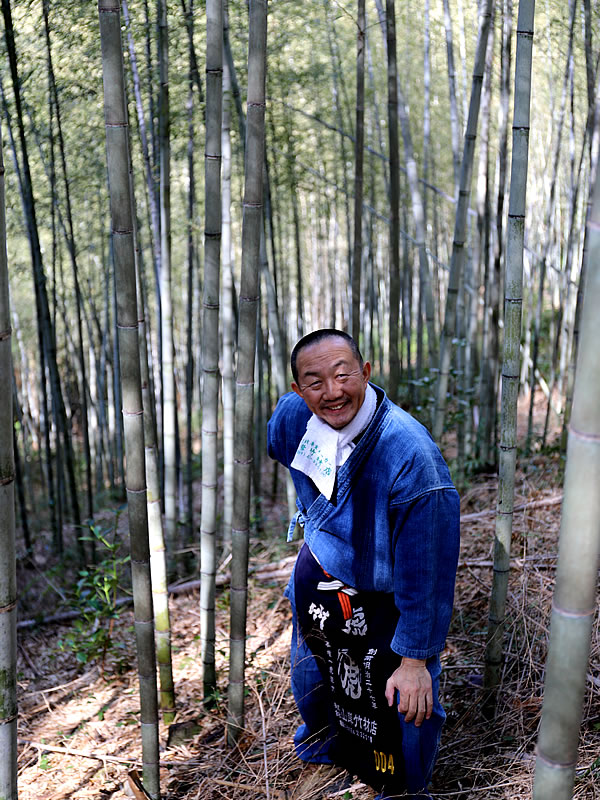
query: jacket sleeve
[
  {"left": 267, "top": 391, "right": 311, "bottom": 467},
  {"left": 388, "top": 487, "right": 460, "bottom": 659}
]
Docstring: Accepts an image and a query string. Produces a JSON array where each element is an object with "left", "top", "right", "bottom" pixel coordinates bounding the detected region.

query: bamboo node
[
  {"left": 567, "top": 424, "right": 600, "bottom": 443},
  {"left": 99, "top": 6, "right": 120, "bottom": 13},
  {"left": 243, "top": 202, "right": 263, "bottom": 209},
  {"left": 0, "top": 476, "right": 14, "bottom": 487},
  {"left": 0, "top": 326, "right": 12, "bottom": 341},
  {"left": 122, "top": 409, "right": 143, "bottom": 417},
  {"left": 535, "top": 749, "right": 575, "bottom": 770},
  {"left": 552, "top": 601, "right": 595, "bottom": 619},
  {"left": 0, "top": 714, "right": 17, "bottom": 725},
  {"left": 117, "top": 323, "right": 138, "bottom": 331},
  {"left": 0, "top": 600, "right": 17, "bottom": 614},
  {"left": 105, "top": 122, "right": 129, "bottom": 129}
]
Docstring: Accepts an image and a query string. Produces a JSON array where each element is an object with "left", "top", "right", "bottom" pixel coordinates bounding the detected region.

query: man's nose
[{"left": 322, "top": 376, "right": 342, "bottom": 398}]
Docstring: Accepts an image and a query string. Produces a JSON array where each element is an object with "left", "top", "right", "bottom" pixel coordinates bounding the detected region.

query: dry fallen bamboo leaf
[{"left": 124, "top": 769, "right": 153, "bottom": 799}]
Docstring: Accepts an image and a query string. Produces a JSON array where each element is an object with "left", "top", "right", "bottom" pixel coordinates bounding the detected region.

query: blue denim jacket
[{"left": 267, "top": 384, "right": 460, "bottom": 660}]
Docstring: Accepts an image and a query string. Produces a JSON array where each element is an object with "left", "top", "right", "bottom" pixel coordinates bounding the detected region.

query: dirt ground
[{"left": 14, "top": 393, "right": 600, "bottom": 799}]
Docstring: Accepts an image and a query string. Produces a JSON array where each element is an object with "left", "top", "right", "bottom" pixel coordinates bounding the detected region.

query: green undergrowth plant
[{"left": 59, "top": 509, "right": 131, "bottom": 673}]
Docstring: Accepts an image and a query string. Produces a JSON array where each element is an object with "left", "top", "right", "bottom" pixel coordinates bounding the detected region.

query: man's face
[{"left": 291, "top": 337, "right": 371, "bottom": 429}]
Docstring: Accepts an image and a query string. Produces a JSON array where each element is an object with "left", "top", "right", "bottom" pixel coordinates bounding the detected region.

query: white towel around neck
[{"left": 290, "top": 384, "right": 377, "bottom": 500}]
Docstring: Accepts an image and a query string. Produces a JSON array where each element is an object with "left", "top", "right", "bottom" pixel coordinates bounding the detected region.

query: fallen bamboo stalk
[
  {"left": 24, "top": 728, "right": 377, "bottom": 795},
  {"left": 460, "top": 494, "right": 563, "bottom": 522},
  {"left": 19, "top": 739, "right": 143, "bottom": 767},
  {"left": 17, "top": 558, "right": 299, "bottom": 629},
  {"left": 458, "top": 556, "right": 557, "bottom": 569},
  {"left": 19, "top": 739, "right": 267, "bottom": 791}
]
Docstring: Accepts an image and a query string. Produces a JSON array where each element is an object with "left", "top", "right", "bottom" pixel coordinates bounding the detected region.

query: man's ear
[
  {"left": 291, "top": 381, "right": 303, "bottom": 398},
  {"left": 363, "top": 361, "right": 372, "bottom": 382}
]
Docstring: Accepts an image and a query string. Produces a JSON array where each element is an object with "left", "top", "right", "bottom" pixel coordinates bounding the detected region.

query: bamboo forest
[{"left": 2, "top": 0, "right": 600, "bottom": 797}]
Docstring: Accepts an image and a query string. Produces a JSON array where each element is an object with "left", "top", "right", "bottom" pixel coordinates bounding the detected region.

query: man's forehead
[{"left": 296, "top": 339, "right": 357, "bottom": 373}]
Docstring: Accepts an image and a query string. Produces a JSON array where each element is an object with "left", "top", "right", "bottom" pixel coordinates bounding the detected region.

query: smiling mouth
[{"left": 325, "top": 402, "right": 347, "bottom": 411}]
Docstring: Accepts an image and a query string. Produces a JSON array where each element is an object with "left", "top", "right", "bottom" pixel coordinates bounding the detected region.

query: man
[{"left": 267, "top": 329, "right": 460, "bottom": 799}]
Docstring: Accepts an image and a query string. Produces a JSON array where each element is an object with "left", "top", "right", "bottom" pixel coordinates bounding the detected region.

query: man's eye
[
  {"left": 336, "top": 374, "right": 348, "bottom": 381},
  {"left": 309, "top": 381, "right": 322, "bottom": 390}
]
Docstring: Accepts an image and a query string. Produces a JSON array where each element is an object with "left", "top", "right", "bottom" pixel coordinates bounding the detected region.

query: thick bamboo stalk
[
  {"left": 433, "top": 0, "right": 494, "bottom": 442},
  {"left": 184, "top": 0, "right": 196, "bottom": 552},
  {"left": 201, "top": 0, "right": 223, "bottom": 703},
  {"left": 0, "top": 119, "right": 17, "bottom": 800},
  {"left": 133, "top": 193, "right": 175, "bottom": 723},
  {"left": 221, "top": 46, "right": 234, "bottom": 551},
  {"left": 532, "top": 122, "right": 600, "bottom": 800},
  {"left": 157, "top": 0, "right": 178, "bottom": 575},
  {"left": 97, "top": 3, "right": 160, "bottom": 796},
  {"left": 227, "top": 0, "right": 266, "bottom": 745},
  {"left": 484, "top": 0, "right": 535, "bottom": 697}
]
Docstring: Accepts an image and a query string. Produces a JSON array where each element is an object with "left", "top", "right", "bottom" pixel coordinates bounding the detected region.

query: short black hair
[{"left": 290, "top": 328, "right": 363, "bottom": 383}]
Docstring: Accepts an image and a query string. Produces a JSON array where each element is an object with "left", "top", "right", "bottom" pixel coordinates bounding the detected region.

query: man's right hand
[{"left": 384, "top": 657, "right": 432, "bottom": 727}]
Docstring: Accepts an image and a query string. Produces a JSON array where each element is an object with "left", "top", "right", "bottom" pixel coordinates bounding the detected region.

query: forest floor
[{"left": 14, "top": 392, "right": 600, "bottom": 800}]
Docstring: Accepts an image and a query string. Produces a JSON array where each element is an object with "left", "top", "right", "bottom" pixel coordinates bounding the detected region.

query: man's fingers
[
  {"left": 414, "top": 696, "right": 427, "bottom": 727},
  {"left": 426, "top": 693, "right": 433, "bottom": 719},
  {"left": 399, "top": 691, "right": 417, "bottom": 721},
  {"left": 384, "top": 679, "right": 395, "bottom": 707},
  {"left": 399, "top": 691, "right": 431, "bottom": 726}
]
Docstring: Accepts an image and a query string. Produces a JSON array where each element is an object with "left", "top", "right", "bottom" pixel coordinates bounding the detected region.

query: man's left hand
[{"left": 385, "top": 657, "right": 432, "bottom": 727}]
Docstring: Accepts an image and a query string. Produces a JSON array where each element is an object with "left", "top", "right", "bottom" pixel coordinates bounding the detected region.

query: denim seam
[{"left": 389, "top": 485, "right": 458, "bottom": 508}]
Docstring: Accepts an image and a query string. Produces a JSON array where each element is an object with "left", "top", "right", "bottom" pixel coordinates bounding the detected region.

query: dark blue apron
[{"left": 294, "top": 542, "right": 408, "bottom": 794}]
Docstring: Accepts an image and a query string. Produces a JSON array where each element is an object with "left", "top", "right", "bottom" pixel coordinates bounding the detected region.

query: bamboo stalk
[
  {"left": 97, "top": 3, "right": 160, "bottom": 796},
  {"left": 484, "top": 0, "right": 535, "bottom": 698},
  {"left": 201, "top": 0, "right": 223, "bottom": 703},
  {"left": 0, "top": 118, "right": 17, "bottom": 800},
  {"left": 532, "top": 99, "right": 600, "bottom": 800},
  {"left": 432, "top": 0, "right": 494, "bottom": 442},
  {"left": 351, "top": 0, "right": 365, "bottom": 342},
  {"left": 227, "top": 0, "right": 266, "bottom": 745},
  {"left": 221, "top": 20, "right": 234, "bottom": 552}
]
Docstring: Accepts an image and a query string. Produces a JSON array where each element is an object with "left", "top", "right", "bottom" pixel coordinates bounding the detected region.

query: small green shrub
[{"left": 59, "top": 512, "right": 130, "bottom": 672}]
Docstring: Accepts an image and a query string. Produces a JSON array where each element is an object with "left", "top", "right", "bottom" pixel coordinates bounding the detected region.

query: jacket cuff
[{"left": 390, "top": 635, "right": 444, "bottom": 660}]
